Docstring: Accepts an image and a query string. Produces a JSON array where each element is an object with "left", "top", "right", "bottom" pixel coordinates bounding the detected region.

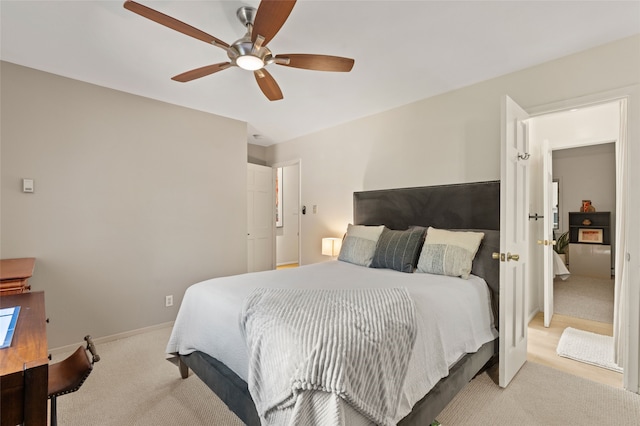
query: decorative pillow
[
  {"left": 337, "top": 224, "right": 385, "bottom": 267},
  {"left": 370, "top": 226, "right": 426, "bottom": 273},
  {"left": 416, "top": 227, "right": 485, "bottom": 279}
]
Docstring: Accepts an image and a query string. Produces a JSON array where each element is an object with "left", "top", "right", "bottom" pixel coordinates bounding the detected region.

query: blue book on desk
[{"left": 0, "top": 306, "right": 21, "bottom": 349}]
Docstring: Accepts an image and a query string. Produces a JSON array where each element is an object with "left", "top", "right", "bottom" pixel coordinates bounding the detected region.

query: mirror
[{"left": 552, "top": 179, "right": 559, "bottom": 230}]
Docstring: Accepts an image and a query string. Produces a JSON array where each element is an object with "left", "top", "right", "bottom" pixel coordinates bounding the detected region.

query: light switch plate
[{"left": 22, "top": 179, "right": 34, "bottom": 193}]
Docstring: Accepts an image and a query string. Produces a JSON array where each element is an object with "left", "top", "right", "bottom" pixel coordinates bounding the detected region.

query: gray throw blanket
[{"left": 241, "top": 288, "right": 417, "bottom": 426}]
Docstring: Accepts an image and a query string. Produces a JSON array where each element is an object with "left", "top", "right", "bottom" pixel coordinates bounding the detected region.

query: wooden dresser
[{"left": 0, "top": 258, "right": 36, "bottom": 295}]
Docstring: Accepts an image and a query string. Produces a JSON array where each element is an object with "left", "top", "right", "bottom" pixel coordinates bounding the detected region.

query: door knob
[
  {"left": 507, "top": 253, "right": 520, "bottom": 261},
  {"left": 492, "top": 252, "right": 505, "bottom": 261}
]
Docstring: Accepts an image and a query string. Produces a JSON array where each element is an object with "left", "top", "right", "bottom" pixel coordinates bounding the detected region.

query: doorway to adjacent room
[
  {"left": 274, "top": 161, "right": 301, "bottom": 269},
  {"left": 528, "top": 99, "right": 624, "bottom": 388}
]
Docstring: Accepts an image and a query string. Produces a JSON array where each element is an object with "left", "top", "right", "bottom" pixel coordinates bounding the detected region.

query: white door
[
  {"left": 542, "top": 140, "right": 555, "bottom": 327},
  {"left": 247, "top": 163, "right": 275, "bottom": 272},
  {"left": 499, "top": 95, "right": 530, "bottom": 387}
]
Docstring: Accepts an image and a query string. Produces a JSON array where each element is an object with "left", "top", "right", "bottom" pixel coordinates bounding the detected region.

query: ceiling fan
[{"left": 123, "top": 0, "right": 355, "bottom": 101}]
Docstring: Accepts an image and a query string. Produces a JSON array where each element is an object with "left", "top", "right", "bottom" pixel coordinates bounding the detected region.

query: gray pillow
[
  {"left": 371, "top": 227, "right": 426, "bottom": 273},
  {"left": 416, "top": 227, "right": 484, "bottom": 279},
  {"left": 337, "top": 224, "right": 385, "bottom": 267}
]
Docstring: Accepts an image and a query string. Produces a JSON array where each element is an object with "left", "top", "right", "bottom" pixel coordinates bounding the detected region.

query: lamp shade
[{"left": 322, "top": 237, "right": 342, "bottom": 257}]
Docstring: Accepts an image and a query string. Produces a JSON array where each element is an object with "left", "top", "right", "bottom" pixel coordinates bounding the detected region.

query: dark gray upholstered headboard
[
  {"left": 353, "top": 180, "right": 500, "bottom": 327},
  {"left": 353, "top": 181, "right": 500, "bottom": 230}
]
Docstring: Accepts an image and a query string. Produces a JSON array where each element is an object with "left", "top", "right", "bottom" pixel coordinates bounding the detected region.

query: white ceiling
[{"left": 2, "top": 1, "right": 639, "bottom": 146}]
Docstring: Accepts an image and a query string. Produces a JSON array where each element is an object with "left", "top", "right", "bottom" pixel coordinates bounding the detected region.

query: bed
[
  {"left": 553, "top": 250, "right": 570, "bottom": 280},
  {"left": 167, "top": 180, "right": 501, "bottom": 425}
]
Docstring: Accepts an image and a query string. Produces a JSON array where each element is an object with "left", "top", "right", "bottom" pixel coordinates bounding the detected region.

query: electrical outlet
[{"left": 165, "top": 295, "right": 173, "bottom": 307}]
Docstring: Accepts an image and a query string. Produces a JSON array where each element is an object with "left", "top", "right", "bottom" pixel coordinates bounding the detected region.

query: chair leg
[{"left": 50, "top": 396, "right": 57, "bottom": 426}]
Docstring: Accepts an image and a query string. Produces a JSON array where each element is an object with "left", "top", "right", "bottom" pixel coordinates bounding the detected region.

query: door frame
[
  {"left": 542, "top": 139, "right": 554, "bottom": 328},
  {"left": 527, "top": 85, "right": 639, "bottom": 393},
  {"left": 271, "top": 159, "right": 302, "bottom": 266}
]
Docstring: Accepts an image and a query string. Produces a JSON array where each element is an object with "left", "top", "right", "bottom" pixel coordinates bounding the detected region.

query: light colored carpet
[
  {"left": 53, "top": 326, "right": 640, "bottom": 425},
  {"left": 556, "top": 327, "right": 622, "bottom": 372},
  {"left": 51, "top": 326, "right": 244, "bottom": 426},
  {"left": 554, "top": 274, "right": 614, "bottom": 323},
  {"left": 437, "top": 361, "right": 638, "bottom": 425}
]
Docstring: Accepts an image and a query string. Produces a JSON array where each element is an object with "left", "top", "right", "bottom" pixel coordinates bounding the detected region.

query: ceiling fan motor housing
[
  {"left": 229, "top": 7, "right": 274, "bottom": 70},
  {"left": 228, "top": 35, "right": 274, "bottom": 70}
]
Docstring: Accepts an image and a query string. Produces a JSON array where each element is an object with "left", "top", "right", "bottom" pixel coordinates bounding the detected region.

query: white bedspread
[{"left": 166, "top": 260, "right": 498, "bottom": 423}]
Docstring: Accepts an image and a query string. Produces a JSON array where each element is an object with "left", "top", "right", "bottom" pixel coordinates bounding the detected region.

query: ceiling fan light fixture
[{"left": 236, "top": 55, "right": 264, "bottom": 71}]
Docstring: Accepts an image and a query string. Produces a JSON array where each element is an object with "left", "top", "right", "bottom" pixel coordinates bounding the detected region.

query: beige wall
[
  {"left": 248, "top": 143, "right": 267, "bottom": 165},
  {"left": 553, "top": 144, "right": 616, "bottom": 237},
  {"left": 1, "top": 62, "right": 248, "bottom": 348},
  {"left": 553, "top": 144, "right": 617, "bottom": 274}
]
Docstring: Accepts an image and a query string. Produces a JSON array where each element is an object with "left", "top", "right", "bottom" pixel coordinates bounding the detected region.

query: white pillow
[
  {"left": 416, "top": 227, "right": 484, "bottom": 279},
  {"left": 337, "top": 224, "right": 385, "bottom": 267}
]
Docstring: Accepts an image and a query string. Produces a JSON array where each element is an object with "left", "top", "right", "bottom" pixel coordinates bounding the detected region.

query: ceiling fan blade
[
  {"left": 251, "top": 0, "right": 296, "bottom": 46},
  {"left": 172, "top": 63, "right": 233, "bottom": 82},
  {"left": 275, "top": 54, "right": 355, "bottom": 72},
  {"left": 254, "top": 69, "right": 283, "bottom": 101},
  {"left": 123, "top": 0, "right": 229, "bottom": 49}
]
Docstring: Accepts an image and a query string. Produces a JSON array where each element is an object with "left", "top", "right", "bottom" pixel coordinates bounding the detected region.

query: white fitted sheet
[{"left": 166, "top": 260, "right": 498, "bottom": 421}]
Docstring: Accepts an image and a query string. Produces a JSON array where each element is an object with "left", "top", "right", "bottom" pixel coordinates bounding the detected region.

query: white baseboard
[{"left": 48, "top": 321, "right": 174, "bottom": 356}]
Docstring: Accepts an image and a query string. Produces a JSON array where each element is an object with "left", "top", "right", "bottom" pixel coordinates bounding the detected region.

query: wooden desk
[
  {"left": 0, "top": 291, "right": 48, "bottom": 426},
  {"left": 0, "top": 258, "right": 36, "bottom": 295}
]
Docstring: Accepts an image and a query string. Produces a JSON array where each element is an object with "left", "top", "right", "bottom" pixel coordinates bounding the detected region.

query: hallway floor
[{"left": 527, "top": 312, "right": 622, "bottom": 388}]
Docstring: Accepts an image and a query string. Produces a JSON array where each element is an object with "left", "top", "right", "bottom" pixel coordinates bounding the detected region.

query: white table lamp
[{"left": 322, "top": 237, "right": 342, "bottom": 257}]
